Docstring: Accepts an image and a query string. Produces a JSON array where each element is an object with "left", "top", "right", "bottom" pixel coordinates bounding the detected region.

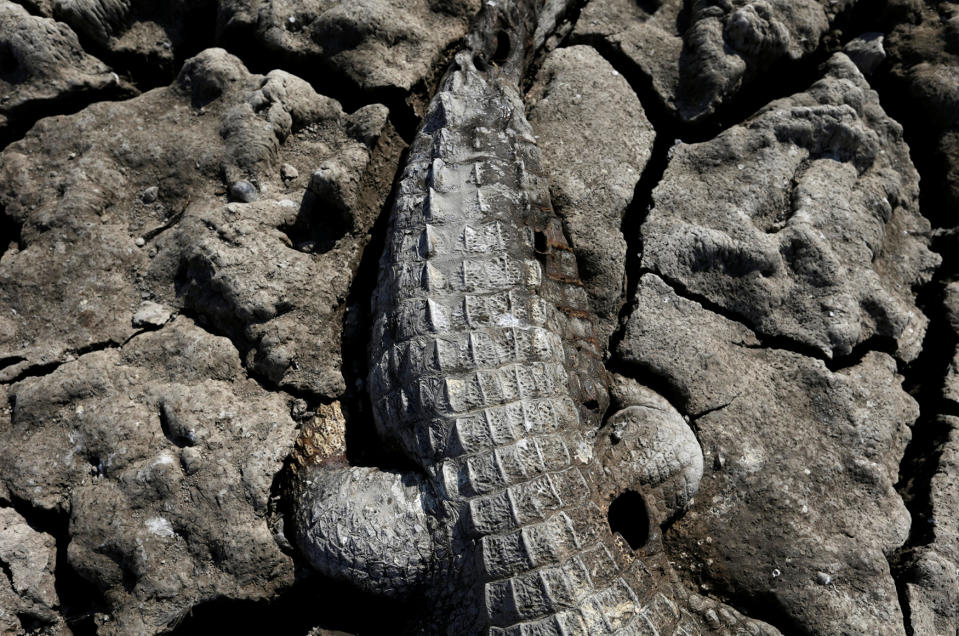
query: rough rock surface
[
  {"left": 573, "top": 0, "right": 861, "bottom": 122},
  {"left": 0, "top": 318, "right": 298, "bottom": 634},
  {"left": 943, "top": 280, "right": 959, "bottom": 407},
  {"left": 618, "top": 273, "right": 916, "bottom": 634},
  {"left": 0, "top": 507, "right": 62, "bottom": 634},
  {"left": 571, "top": 0, "right": 685, "bottom": 115},
  {"left": 527, "top": 44, "right": 655, "bottom": 344},
  {"left": 641, "top": 53, "right": 939, "bottom": 362},
  {"left": 844, "top": 32, "right": 886, "bottom": 75},
  {"left": 0, "top": 0, "right": 134, "bottom": 143},
  {"left": 883, "top": 0, "right": 959, "bottom": 225},
  {"left": 18, "top": 0, "right": 222, "bottom": 82},
  {"left": 677, "top": 0, "right": 857, "bottom": 122},
  {"left": 218, "top": 0, "right": 480, "bottom": 94},
  {"left": 0, "top": 47, "right": 401, "bottom": 398}
]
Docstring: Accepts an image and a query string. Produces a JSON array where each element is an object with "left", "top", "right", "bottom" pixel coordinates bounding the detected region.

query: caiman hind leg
[
  {"left": 596, "top": 377, "right": 781, "bottom": 635},
  {"left": 596, "top": 374, "right": 704, "bottom": 526},
  {"left": 289, "top": 404, "right": 436, "bottom": 599}
]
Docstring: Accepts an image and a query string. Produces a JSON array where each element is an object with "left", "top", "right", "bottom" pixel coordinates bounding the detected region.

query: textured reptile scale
[{"left": 367, "top": 53, "right": 680, "bottom": 635}]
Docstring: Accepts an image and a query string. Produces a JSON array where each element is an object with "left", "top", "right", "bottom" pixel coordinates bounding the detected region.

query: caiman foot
[
  {"left": 595, "top": 374, "right": 704, "bottom": 524},
  {"left": 288, "top": 404, "right": 434, "bottom": 598}
]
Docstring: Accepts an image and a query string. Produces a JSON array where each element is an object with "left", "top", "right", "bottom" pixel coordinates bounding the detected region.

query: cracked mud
[{"left": 0, "top": 0, "right": 958, "bottom": 634}]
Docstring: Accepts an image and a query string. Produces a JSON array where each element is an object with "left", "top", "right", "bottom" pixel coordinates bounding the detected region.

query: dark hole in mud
[
  {"left": 0, "top": 204, "right": 23, "bottom": 258},
  {"left": 608, "top": 490, "right": 650, "bottom": 550},
  {"left": 0, "top": 42, "right": 22, "bottom": 83},
  {"left": 635, "top": 0, "right": 663, "bottom": 14},
  {"left": 492, "top": 30, "right": 511, "bottom": 65},
  {"left": 280, "top": 190, "right": 351, "bottom": 254}
]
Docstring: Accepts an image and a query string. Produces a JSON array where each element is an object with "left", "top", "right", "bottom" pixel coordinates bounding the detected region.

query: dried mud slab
[
  {"left": 574, "top": 0, "right": 862, "bottom": 122},
  {"left": 618, "top": 273, "right": 916, "bottom": 634},
  {"left": 572, "top": 0, "right": 685, "bottom": 115},
  {"left": 218, "top": 0, "right": 480, "bottom": 94},
  {"left": 883, "top": 0, "right": 959, "bottom": 225},
  {"left": 17, "top": 0, "right": 222, "bottom": 81},
  {"left": 677, "top": 0, "right": 857, "bottom": 122},
  {"left": 0, "top": 318, "right": 298, "bottom": 635},
  {"left": 527, "top": 44, "right": 655, "bottom": 344},
  {"left": 0, "top": 0, "right": 134, "bottom": 143},
  {"left": 942, "top": 280, "right": 959, "bottom": 407},
  {"left": 641, "top": 53, "right": 939, "bottom": 362},
  {"left": 0, "top": 48, "right": 401, "bottom": 397},
  {"left": 0, "top": 507, "right": 63, "bottom": 634}
]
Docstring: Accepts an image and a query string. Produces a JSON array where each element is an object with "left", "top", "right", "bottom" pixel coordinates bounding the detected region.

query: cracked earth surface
[{"left": 0, "top": 0, "right": 958, "bottom": 634}]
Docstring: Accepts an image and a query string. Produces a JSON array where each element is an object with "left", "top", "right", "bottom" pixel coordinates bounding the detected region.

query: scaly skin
[{"left": 290, "top": 2, "right": 775, "bottom": 634}]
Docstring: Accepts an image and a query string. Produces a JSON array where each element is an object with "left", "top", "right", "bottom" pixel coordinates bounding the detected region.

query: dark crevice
[
  {"left": 1, "top": 325, "right": 167, "bottom": 384},
  {"left": 0, "top": 203, "right": 23, "bottom": 257},
  {"left": 827, "top": 333, "right": 902, "bottom": 372},
  {"left": 2, "top": 359, "right": 61, "bottom": 384},
  {"left": 643, "top": 268, "right": 834, "bottom": 359},
  {"left": 0, "top": 496, "right": 104, "bottom": 635},
  {"left": 279, "top": 189, "right": 351, "bottom": 254},
  {"left": 7, "top": 0, "right": 45, "bottom": 18},
  {"left": 336, "top": 142, "right": 419, "bottom": 472},
  {"left": 568, "top": 31, "right": 833, "bottom": 146},
  {"left": 74, "top": 338, "right": 124, "bottom": 358},
  {"left": 0, "top": 355, "right": 26, "bottom": 372},
  {"left": 689, "top": 395, "right": 740, "bottom": 423},
  {"left": 606, "top": 136, "right": 672, "bottom": 360},
  {"left": 867, "top": 5, "right": 959, "bottom": 627},
  {"left": 887, "top": 256, "right": 958, "bottom": 634},
  {"left": 0, "top": 80, "right": 138, "bottom": 150},
  {"left": 871, "top": 70, "right": 956, "bottom": 231},
  {"left": 141, "top": 205, "right": 187, "bottom": 243},
  {"left": 165, "top": 570, "right": 411, "bottom": 635}
]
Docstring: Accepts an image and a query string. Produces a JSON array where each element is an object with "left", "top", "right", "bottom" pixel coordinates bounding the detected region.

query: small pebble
[
  {"left": 180, "top": 447, "right": 202, "bottom": 475},
  {"left": 141, "top": 186, "right": 159, "bottom": 203},
  {"left": 229, "top": 180, "right": 258, "bottom": 203},
  {"left": 133, "top": 301, "right": 172, "bottom": 328},
  {"left": 771, "top": 569, "right": 781, "bottom": 578},
  {"left": 281, "top": 163, "right": 299, "bottom": 181},
  {"left": 816, "top": 572, "right": 832, "bottom": 585},
  {"left": 291, "top": 399, "right": 310, "bottom": 420},
  {"left": 135, "top": 237, "right": 145, "bottom": 247}
]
